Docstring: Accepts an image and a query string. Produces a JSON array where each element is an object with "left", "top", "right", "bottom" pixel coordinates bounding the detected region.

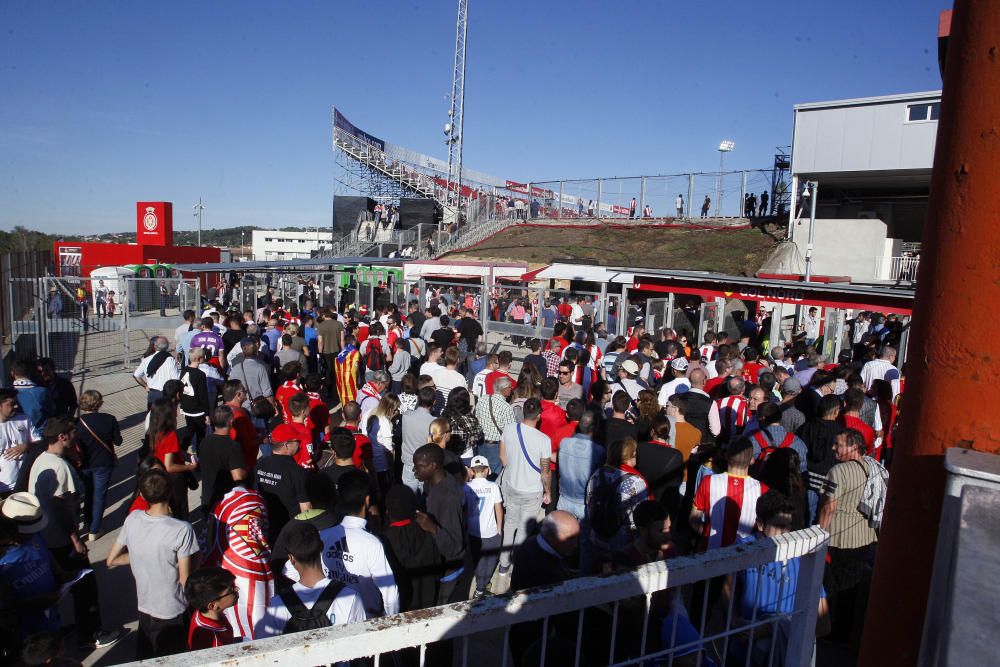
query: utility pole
[
  {"left": 444, "top": 0, "right": 469, "bottom": 232},
  {"left": 193, "top": 198, "right": 205, "bottom": 246},
  {"left": 861, "top": 2, "right": 1000, "bottom": 664}
]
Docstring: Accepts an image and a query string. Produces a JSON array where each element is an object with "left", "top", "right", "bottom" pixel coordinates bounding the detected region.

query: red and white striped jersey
[
  {"left": 716, "top": 395, "right": 749, "bottom": 440},
  {"left": 693, "top": 472, "right": 767, "bottom": 550}
]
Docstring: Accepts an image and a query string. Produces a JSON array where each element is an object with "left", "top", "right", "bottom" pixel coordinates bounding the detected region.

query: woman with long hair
[
  {"left": 635, "top": 389, "right": 662, "bottom": 442},
  {"left": 511, "top": 363, "right": 542, "bottom": 422},
  {"left": 441, "top": 387, "right": 483, "bottom": 464},
  {"left": 584, "top": 437, "right": 652, "bottom": 572},
  {"left": 366, "top": 393, "right": 400, "bottom": 498},
  {"left": 127, "top": 456, "right": 166, "bottom": 514},
  {"left": 147, "top": 398, "right": 198, "bottom": 520},
  {"left": 398, "top": 372, "right": 419, "bottom": 413}
]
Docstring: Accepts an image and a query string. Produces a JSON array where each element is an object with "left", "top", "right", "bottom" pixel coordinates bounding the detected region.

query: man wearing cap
[
  {"left": 133, "top": 336, "right": 181, "bottom": 407},
  {"left": 254, "top": 426, "right": 312, "bottom": 544},
  {"left": 0, "top": 389, "right": 36, "bottom": 497},
  {"left": 612, "top": 358, "right": 646, "bottom": 403},
  {"left": 27, "top": 419, "right": 121, "bottom": 649},
  {"left": 658, "top": 357, "right": 691, "bottom": 406},
  {"left": 0, "top": 492, "right": 60, "bottom": 637}
]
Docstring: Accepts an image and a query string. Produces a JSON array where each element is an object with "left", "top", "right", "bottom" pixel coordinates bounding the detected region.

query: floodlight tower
[
  {"left": 716, "top": 140, "right": 734, "bottom": 217},
  {"left": 444, "top": 0, "right": 469, "bottom": 229}
]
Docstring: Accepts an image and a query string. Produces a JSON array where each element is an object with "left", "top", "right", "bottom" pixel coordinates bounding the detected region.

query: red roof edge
[{"left": 755, "top": 272, "right": 852, "bottom": 284}]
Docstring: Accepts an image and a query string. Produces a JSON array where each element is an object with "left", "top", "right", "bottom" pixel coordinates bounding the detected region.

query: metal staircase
[{"left": 334, "top": 129, "right": 439, "bottom": 200}]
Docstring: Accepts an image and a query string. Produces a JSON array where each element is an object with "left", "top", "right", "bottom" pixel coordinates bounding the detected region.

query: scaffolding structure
[
  {"left": 333, "top": 140, "right": 435, "bottom": 206},
  {"left": 770, "top": 145, "right": 792, "bottom": 216}
]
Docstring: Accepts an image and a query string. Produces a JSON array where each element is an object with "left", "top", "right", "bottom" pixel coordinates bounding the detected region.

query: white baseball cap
[{"left": 469, "top": 455, "right": 491, "bottom": 470}]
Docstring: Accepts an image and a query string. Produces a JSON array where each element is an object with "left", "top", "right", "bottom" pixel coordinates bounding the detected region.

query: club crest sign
[{"left": 143, "top": 207, "right": 158, "bottom": 231}]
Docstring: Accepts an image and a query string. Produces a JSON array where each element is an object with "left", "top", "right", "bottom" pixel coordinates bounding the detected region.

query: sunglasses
[
  {"left": 212, "top": 586, "right": 239, "bottom": 602},
  {"left": 558, "top": 370, "right": 571, "bottom": 375}
]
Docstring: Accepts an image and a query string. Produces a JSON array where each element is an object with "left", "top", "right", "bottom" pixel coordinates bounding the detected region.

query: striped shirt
[
  {"left": 716, "top": 395, "right": 749, "bottom": 441},
  {"left": 188, "top": 611, "right": 234, "bottom": 650},
  {"left": 860, "top": 358, "right": 901, "bottom": 398},
  {"left": 694, "top": 472, "right": 767, "bottom": 550},
  {"left": 826, "top": 460, "right": 878, "bottom": 549}
]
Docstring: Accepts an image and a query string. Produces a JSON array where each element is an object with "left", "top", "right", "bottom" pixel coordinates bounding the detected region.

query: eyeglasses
[
  {"left": 212, "top": 586, "right": 239, "bottom": 602},
  {"left": 558, "top": 371, "right": 571, "bottom": 375}
]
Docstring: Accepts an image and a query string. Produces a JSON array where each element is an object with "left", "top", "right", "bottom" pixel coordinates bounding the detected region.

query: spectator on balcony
[
  {"left": 642, "top": 204, "right": 652, "bottom": 218},
  {"left": 629, "top": 197, "right": 637, "bottom": 219},
  {"left": 701, "top": 195, "right": 711, "bottom": 218},
  {"left": 530, "top": 198, "right": 540, "bottom": 218},
  {"left": 676, "top": 194, "right": 685, "bottom": 217}
]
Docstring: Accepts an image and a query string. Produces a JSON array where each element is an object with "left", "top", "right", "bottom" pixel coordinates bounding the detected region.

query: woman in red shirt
[{"left": 148, "top": 399, "right": 198, "bottom": 519}]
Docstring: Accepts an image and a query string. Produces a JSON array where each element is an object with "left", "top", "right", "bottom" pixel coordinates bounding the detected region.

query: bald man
[
  {"left": 685, "top": 368, "right": 721, "bottom": 439},
  {"left": 509, "top": 511, "right": 581, "bottom": 660}
]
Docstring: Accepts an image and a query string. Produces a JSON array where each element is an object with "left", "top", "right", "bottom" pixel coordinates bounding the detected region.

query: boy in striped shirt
[{"left": 185, "top": 568, "right": 238, "bottom": 650}]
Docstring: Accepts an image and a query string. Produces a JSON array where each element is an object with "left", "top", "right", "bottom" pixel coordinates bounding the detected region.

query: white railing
[
  {"left": 876, "top": 255, "right": 920, "bottom": 281},
  {"left": 132, "top": 527, "right": 828, "bottom": 667}
]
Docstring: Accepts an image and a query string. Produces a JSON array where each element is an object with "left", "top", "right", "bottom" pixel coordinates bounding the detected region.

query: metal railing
[
  {"left": 135, "top": 527, "right": 828, "bottom": 667},
  {"left": 875, "top": 255, "right": 920, "bottom": 282}
]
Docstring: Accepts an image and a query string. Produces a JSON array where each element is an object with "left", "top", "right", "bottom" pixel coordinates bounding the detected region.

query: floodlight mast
[
  {"left": 443, "top": 0, "right": 469, "bottom": 232},
  {"left": 715, "top": 140, "right": 734, "bottom": 217}
]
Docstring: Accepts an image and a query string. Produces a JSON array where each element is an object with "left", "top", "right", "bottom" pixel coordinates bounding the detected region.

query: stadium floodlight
[{"left": 715, "top": 141, "right": 734, "bottom": 217}]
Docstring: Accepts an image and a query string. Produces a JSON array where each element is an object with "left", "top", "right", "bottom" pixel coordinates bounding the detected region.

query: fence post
[
  {"left": 785, "top": 540, "right": 829, "bottom": 665},
  {"left": 527, "top": 183, "right": 532, "bottom": 221},
  {"left": 666, "top": 292, "right": 675, "bottom": 329},
  {"left": 557, "top": 181, "right": 563, "bottom": 219}
]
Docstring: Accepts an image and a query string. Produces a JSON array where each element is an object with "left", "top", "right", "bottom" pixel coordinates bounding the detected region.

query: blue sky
[{"left": 1, "top": 1, "right": 945, "bottom": 234}]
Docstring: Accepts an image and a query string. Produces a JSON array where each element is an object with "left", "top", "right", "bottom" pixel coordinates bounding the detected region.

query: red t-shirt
[
  {"left": 484, "top": 370, "right": 516, "bottom": 395},
  {"left": 228, "top": 404, "right": 259, "bottom": 472},
  {"left": 539, "top": 401, "right": 568, "bottom": 441},
  {"left": 276, "top": 381, "right": 301, "bottom": 423},
  {"left": 128, "top": 495, "right": 150, "bottom": 514},
  {"left": 548, "top": 420, "right": 578, "bottom": 471},
  {"left": 704, "top": 376, "right": 725, "bottom": 397},
  {"left": 307, "top": 393, "right": 330, "bottom": 441},
  {"left": 741, "top": 362, "right": 764, "bottom": 384},
  {"left": 558, "top": 303, "right": 573, "bottom": 319},
  {"left": 841, "top": 415, "right": 875, "bottom": 453},
  {"left": 343, "top": 424, "right": 373, "bottom": 469},
  {"left": 626, "top": 336, "right": 640, "bottom": 353},
  {"left": 188, "top": 611, "right": 234, "bottom": 650},
  {"left": 153, "top": 432, "right": 181, "bottom": 465},
  {"left": 285, "top": 421, "right": 315, "bottom": 468},
  {"left": 355, "top": 323, "right": 370, "bottom": 345}
]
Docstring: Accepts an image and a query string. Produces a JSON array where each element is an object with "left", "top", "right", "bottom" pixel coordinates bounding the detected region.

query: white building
[
  {"left": 251, "top": 229, "right": 334, "bottom": 261},
  {"left": 789, "top": 90, "right": 940, "bottom": 281}
]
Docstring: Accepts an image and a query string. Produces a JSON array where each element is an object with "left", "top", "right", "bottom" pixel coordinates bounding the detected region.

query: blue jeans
[
  {"left": 81, "top": 466, "right": 113, "bottom": 534},
  {"left": 477, "top": 442, "right": 503, "bottom": 481}
]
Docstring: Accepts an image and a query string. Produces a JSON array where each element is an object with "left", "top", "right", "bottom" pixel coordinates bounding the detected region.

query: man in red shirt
[
  {"left": 485, "top": 350, "right": 517, "bottom": 394},
  {"left": 275, "top": 361, "right": 303, "bottom": 423},
  {"left": 548, "top": 399, "right": 584, "bottom": 473},
  {"left": 740, "top": 347, "right": 766, "bottom": 384},
  {"left": 538, "top": 377, "right": 568, "bottom": 440},
  {"left": 625, "top": 321, "right": 646, "bottom": 353},
  {"left": 704, "top": 358, "right": 731, "bottom": 398},
  {"left": 285, "top": 393, "right": 317, "bottom": 469},
  {"left": 224, "top": 380, "right": 260, "bottom": 472},
  {"left": 839, "top": 388, "right": 875, "bottom": 453},
  {"left": 557, "top": 297, "right": 573, "bottom": 320},
  {"left": 690, "top": 438, "right": 767, "bottom": 550},
  {"left": 340, "top": 400, "right": 373, "bottom": 470}
]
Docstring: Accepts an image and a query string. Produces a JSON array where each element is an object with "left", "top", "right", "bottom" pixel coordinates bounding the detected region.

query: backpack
[
  {"left": 589, "top": 468, "right": 626, "bottom": 540},
  {"left": 364, "top": 339, "right": 387, "bottom": 372},
  {"left": 277, "top": 580, "right": 346, "bottom": 633},
  {"left": 750, "top": 429, "right": 794, "bottom": 475}
]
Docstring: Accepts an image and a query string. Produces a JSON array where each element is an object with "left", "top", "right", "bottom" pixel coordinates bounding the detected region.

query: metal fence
[{"left": 136, "top": 526, "right": 828, "bottom": 667}]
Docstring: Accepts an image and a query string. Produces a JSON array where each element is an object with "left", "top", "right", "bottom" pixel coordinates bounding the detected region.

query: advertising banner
[
  {"left": 505, "top": 181, "right": 555, "bottom": 199},
  {"left": 136, "top": 202, "right": 173, "bottom": 246},
  {"left": 333, "top": 108, "right": 386, "bottom": 151}
]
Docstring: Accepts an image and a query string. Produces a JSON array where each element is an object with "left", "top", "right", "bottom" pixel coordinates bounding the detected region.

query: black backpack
[
  {"left": 277, "top": 580, "right": 346, "bottom": 633},
  {"left": 589, "top": 468, "right": 626, "bottom": 540},
  {"left": 364, "top": 339, "right": 387, "bottom": 372}
]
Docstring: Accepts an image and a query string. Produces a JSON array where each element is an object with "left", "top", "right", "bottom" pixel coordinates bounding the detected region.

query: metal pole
[
  {"left": 618, "top": 283, "right": 628, "bottom": 337},
  {"left": 639, "top": 176, "right": 646, "bottom": 218},
  {"left": 740, "top": 171, "right": 747, "bottom": 218},
  {"left": 557, "top": 181, "right": 563, "bottom": 220},
  {"left": 715, "top": 152, "right": 723, "bottom": 217},
  {"left": 787, "top": 174, "right": 799, "bottom": 236},
  {"left": 861, "top": 3, "right": 1000, "bottom": 663},
  {"left": 527, "top": 183, "right": 532, "bottom": 221},
  {"left": 803, "top": 181, "right": 818, "bottom": 282},
  {"left": 596, "top": 179, "right": 602, "bottom": 219},
  {"left": 665, "top": 292, "right": 675, "bottom": 329},
  {"left": 687, "top": 173, "right": 694, "bottom": 219}
]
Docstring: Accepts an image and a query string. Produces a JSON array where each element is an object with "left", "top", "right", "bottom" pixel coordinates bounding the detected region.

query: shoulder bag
[{"left": 78, "top": 414, "right": 118, "bottom": 466}]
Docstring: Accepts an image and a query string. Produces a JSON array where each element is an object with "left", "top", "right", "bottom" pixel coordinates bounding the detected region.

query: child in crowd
[
  {"left": 185, "top": 568, "right": 238, "bottom": 650},
  {"left": 466, "top": 456, "right": 503, "bottom": 598}
]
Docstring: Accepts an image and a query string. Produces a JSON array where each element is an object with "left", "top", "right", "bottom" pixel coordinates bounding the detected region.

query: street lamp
[
  {"left": 716, "top": 140, "right": 734, "bottom": 217},
  {"left": 241, "top": 230, "right": 245, "bottom": 259},
  {"left": 193, "top": 198, "right": 206, "bottom": 246}
]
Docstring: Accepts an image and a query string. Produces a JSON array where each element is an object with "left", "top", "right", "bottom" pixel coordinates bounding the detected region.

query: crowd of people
[{"left": 0, "top": 289, "right": 902, "bottom": 665}]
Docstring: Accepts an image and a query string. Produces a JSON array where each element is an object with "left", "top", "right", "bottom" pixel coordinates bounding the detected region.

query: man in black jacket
[
  {"left": 413, "top": 444, "right": 468, "bottom": 604},
  {"left": 180, "top": 347, "right": 211, "bottom": 454}
]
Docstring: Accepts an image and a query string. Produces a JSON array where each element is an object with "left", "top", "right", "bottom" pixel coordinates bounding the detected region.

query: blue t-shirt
[
  {"left": 735, "top": 534, "right": 825, "bottom": 620},
  {"left": 303, "top": 326, "right": 319, "bottom": 354},
  {"left": 0, "top": 534, "right": 60, "bottom": 634}
]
